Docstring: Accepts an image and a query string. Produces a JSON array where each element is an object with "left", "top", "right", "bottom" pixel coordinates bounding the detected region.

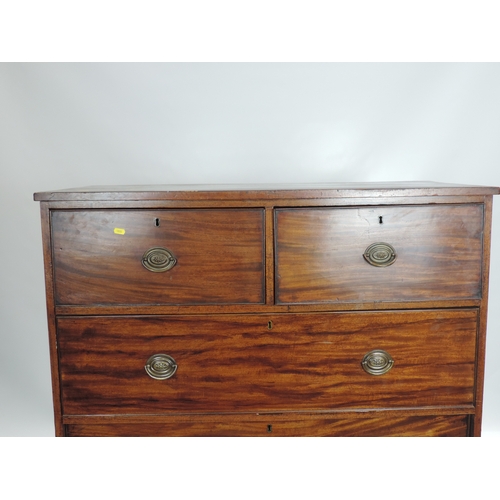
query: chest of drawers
[{"left": 34, "top": 182, "right": 499, "bottom": 436}]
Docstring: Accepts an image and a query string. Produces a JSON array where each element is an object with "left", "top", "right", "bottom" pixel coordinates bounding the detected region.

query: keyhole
[
  {"left": 379, "top": 216, "right": 383, "bottom": 224},
  {"left": 267, "top": 321, "right": 273, "bottom": 330},
  {"left": 267, "top": 424, "right": 272, "bottom": 433},
  {"left": 155, "top": 218, "right": 160, "bottom": 227}
]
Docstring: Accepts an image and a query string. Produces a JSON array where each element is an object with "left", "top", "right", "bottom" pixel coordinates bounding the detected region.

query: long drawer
[
  {"left": 51, "top": 209, "right": 265, "bottom": 305},
  {"left": 275, "top": 204, "right": 483, "bottom": 304},
  {"left": 57, "top": 309, "right": 477, "bottom": 415},
  {"left": 65, "top": 414, "right": 470, "bottom": 437}
]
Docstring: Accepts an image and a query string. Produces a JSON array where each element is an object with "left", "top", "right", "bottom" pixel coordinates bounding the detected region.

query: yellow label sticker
[{"left": 114, "top": 228, "right": 126, "bottom": 235}]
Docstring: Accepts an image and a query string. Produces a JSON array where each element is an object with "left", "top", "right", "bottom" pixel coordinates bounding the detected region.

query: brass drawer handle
[
  {"left": 361, "top": 349, "right": 394, "bottom": 376},
  {"left": 142, "top": 247, "right": 177, "bottom": 272},
  {"left": 145, "top": 354, "right": 178, "bottom": 380},
  {"left": 363, "top": 242, "right": 397, "bottom": 267}
]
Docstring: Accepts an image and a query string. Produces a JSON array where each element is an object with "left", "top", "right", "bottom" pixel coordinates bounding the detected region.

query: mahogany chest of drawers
[{"left": 34, "top": 182, "right": 499, "bottom": 437}]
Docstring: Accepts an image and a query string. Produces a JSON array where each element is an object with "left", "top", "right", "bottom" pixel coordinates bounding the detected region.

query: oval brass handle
[
  {"left": 363, "top": 242, "right": 397, "bottom": 267},
  {"left": 142, "top": 247, "right": 177, "bottom": 272},
  {"left": 145, "top": 354, "right": 178, "bottom": 380},
  {"left": 361, "top": 349, "right": 394, "bottom": 376}
]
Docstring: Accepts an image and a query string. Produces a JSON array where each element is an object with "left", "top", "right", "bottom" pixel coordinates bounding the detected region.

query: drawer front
[
  {"left": 58, "top": 309, "right": 477, "bottom": 415},
  {"left": 65, "top": 414, "right": 469, "bottom": 437},
  {"left": 275, "top": 204, "right": 483, "bottom": 304},
  {"left": 52, "top": 209, "right": 265, "bottom": 305}
]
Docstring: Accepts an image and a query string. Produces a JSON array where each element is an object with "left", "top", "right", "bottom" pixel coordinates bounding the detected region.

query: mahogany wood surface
[
  {"left": 34, "top": 181, "right": 500, "bottom": 202},
  {"left": 51, "top": 209, "right": 265, "bottom": 305},
  {"left": 57, "top": 310, "right": 477, "bottom": 415},
  {"left": 276, "top": 204, "right": 483, "bottom": 304},
  {"left": 472, "top": 196, "right": 494, "bottom": 435},
  {"left": 65, "top": 414, "right": 469, "bottom": 437},
  {"left": 34, "top": 183, "right": 499, "bottom": 437},
  {"left": 39, "top": 203, "right": 64, "bottom": 436}
]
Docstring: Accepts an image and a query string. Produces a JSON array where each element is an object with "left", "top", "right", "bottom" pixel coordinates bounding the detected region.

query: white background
[{"left": 1, "top": 2, "right": 500, "bottom": 498}]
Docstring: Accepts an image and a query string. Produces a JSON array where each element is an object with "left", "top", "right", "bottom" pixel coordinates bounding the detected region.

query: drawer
[
  {"left": 275, "top": 204, "right": 483, "bottom": 304},
  {"left": 57, "top": 309, "right": 477, "bottom": 415},
  {"left": 51, "top": 209, "right": 265, "bottom": 305},
  {"left": 65, "top": 414, "right": 469, "bottom": 437}
]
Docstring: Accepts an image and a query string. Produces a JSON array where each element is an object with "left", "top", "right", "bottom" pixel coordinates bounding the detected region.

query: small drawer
[
  {"left": 65, "top": 414, "right": 469, "bottom": 437},
  {"left": 51, "top": 209, "right": 265, "bottom": 305},
  {"left": 57, "top": 309, "right": 477, "bottom": 415},
  {"left": 275, "top": 204, "right": 483, "bottom": 304}
]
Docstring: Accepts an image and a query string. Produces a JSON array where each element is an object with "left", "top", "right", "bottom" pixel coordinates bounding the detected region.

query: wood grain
[
  {"left": 40, "top": 203, "right": 64, "bottom": 436},
  {"left": 65, "top": 414, "right": 469, "bottom": 437},
  {"left": 57, "top": 309, "right": 477, "bottom": 415},
  {"left": 34, "top": 183, "right": 499, "bottom": 437},
  {"left": 472, "top": 196, "right": 495, "bottom": 435},
  {"left": 276, "top": 204, "right": 483, "bottom": 304},
  {"left": 52, "top": 209, "right": 265, "bottom": 305},
  {"left": 33, "top": 181, "right": 500, "bottom": 202}
]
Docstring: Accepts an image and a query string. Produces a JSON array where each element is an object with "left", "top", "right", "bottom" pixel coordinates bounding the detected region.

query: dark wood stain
[
  {"left": 57, "top": 310, "right": 477, "bottom": 415},
  {"left": 276, "top": 204, "right": 483, "bottom": 304},
  {"left": 65, "top": 414, "right": 469, "bottom": 437},
  {"left": 33, "top": 183, "right": 499, "bottom": 436},
  {"left": 52, "top": 209, "right": 265, "bottom": 305}
]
